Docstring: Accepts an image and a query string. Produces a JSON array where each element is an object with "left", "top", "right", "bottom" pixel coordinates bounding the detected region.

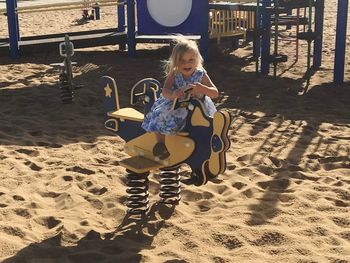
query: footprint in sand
[
  {"left": 36, "top": 141, "right": 62, "bottom": 148},
  {"left": 268, "top": 156, "right": 282, "bottom": 168},
  {"left": 34, "top": 216, "right": 61, "bottom": 229},
  {"left": 307, "top": 153, "right": 323, "bottom": 160},
  {"left": 257, "top": 179, "right": 290, "bottom": 191},
  {"left": 332, "top": 217, "right": 350, "bottom": 228},
  {"left": 226, "top": 163, "right": 236, "bottom": 170},
  {"left": 62, "top": 175, "right": 73, "bottom": 182},
  {"left": 325, "top": 197, "right": 349, "bottom": 207},
  {"left": 256, "top": 164, "right": 274, "bottom": 176},
  {"left": 251, "top": 231, "right": 288, "bottom": 246},
  {"left": 319, "top": 156, "right": 349, "bottom": 164},
  {"left": 232, "top": 181, "right": 247, "bottom": 190},
  {"left": 80, "top": 143, "right": 97, "bottom": 150},
  {"left": 241, "top": 188, "right": 262, "bottom": 198},
  {"left": 66, "top": 166, "right": 95, "bottom": 175},
  {"left": 14, "top": 208, "right": 32, "bottom": 218},
  {"left": 13, "top": 195, "right": 25, "bottom": 201},
  {"left": 95, "top": 158, "right": 110, "bottom": 165},
  {"left": 207, "top": 184, "right": 231, "bottom": 195},
  {"left": 15, "top": 148, "right": 40, "bottom": 157},
  {"left": 77, "top": 180, "right": 108, "bottom": 196},
  {"left": 181, "top": 189, "right": 214, "bottom": 202},
  {"left": 286, "top": 164, "right": 304, "bottom": 172},
  {"left": 1, "top": 226, "right": 25, "bottom": 238},
  {"left": 334, "top": 189, "right": 350, "bottom": 201},
  {"left": 198, "top": 203, "right": 211, "bottom": 212},
  {"left": 80, "top": 219, "right": 89, "bottom": 226},
  {"left": 24, "top": 160, "right": 42, "bottom": 171},
  {"left": 236, "top": 154, "right": 251, "bottom": 163},
  {"left": 39, "top": 191, "right": 61, "bottom": 198},
  {"left": 212, "top": 233, "right": 244, "bottom": 250},
  {"left": 84, "top": 196, "right": 104, "bottom": 210},
  {"left": 322, "top": 162, "right": 350, "bottom": 171},
  {"left": 340, "top": 232, "right": 350, "bottom": 242}
]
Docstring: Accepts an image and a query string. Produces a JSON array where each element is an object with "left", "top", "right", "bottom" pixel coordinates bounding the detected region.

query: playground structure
[
  {"left": 256, "top": 0, "right": 323, "bottom": 78},
  {"left": 1, "top": 0, "right": 254, "bottom": 60},
  {"left": 209, "top": 1, "right": 256, "bottom": 46},
  {"left": 0, "top": 0, "right": 127, "bottom": 58},
  {"left": 1, "top": 0, "right": 348, "bottom": 84},
  {"left": 252, "top": 0, "right": 348, "bottom": 84},
  {"left": 102, "top": 76, "right": 232, "bottom": 215}
]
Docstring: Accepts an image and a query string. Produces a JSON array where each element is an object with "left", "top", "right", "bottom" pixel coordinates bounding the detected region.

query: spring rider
[
  {"left": 102, "top": 76, "right": 232, "bottom": 215},
  {"left": 51, "top": 35, "right": 78, "bottom": 104}
]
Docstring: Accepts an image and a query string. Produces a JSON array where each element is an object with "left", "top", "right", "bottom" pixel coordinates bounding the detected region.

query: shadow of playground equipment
[
  {"left": 0, "top": 45, "right": 252, "bottom": 148},
  {"left": 219, "top": 80, "right": 350, "bottom": 226},
  {"left": 3, "top": 202, "right": 175, "bottom": 263},
  {"left": 0, "top": 48, "right": 171, "bottom": 147}
]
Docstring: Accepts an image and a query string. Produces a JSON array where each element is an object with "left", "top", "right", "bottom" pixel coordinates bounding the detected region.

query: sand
[{"left": 0, "top": 1, "right": 350, "bottom": 262}]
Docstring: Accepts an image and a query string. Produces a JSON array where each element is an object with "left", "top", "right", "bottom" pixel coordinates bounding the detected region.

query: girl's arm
[
  {"left": 161, "top": 71, "right": 184, "bottom": 100},
  {"left": 188, "top": 73, "right": 219, "bottom": 99}
]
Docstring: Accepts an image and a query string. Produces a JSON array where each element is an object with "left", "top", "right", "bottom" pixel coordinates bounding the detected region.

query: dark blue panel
[{"left": 136, "top": 0, "right": 204, "bottom": 35}]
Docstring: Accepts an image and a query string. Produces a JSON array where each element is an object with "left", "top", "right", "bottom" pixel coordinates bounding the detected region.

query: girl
[{"left": 141, "top": 36, "right": 218, "bottom": 159}]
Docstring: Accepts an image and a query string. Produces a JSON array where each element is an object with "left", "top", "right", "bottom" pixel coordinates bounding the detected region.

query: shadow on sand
[{"left": 3, "top": 202, "right": 176, "bottom": 263}]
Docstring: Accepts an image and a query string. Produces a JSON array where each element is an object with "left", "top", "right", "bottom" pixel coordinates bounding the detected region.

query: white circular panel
[{"left": 147, "top": 0, "right": 192, "bottom": 27}]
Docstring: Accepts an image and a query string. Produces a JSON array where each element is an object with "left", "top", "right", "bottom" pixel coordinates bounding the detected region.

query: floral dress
[{"left": 141, "top": 68, "right": 217, "bottom": 135}]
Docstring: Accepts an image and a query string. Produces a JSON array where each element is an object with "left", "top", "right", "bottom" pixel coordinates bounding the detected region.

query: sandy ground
[
  {"left": 0, "top": 0, "right": 78, "bottom": 9},
  {"left": 0, "top": 1, "right": 350, "bottom": 262}
]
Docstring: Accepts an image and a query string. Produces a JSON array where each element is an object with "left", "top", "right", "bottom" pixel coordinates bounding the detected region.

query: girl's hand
[
  {"left": 187, "top": 82, "right": 203, "bottom": 96},
  {"left": 172, "top": 89, "right": 185, "bottom": 99}
]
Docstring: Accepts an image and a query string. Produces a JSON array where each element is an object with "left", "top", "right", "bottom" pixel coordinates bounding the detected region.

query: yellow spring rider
[{"left": 102, "top": 76, "right": 232, "bottom": 215}]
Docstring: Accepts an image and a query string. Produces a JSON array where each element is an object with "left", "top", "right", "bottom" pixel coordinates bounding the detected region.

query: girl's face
[{"left": 178, "top": 50, "right": 197, "bottom": 79}]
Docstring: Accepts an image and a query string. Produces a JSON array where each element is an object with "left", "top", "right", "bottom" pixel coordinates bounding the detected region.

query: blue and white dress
[{"left": 141, "top": 68, "right": 217, "bottom": 135}]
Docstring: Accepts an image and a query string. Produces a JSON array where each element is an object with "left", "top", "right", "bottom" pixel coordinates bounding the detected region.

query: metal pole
[
  {"left": 94, "top": 3, "right": 100, "bottom": 20},
  {"left": 306, "top": 0, "right": 313, "bottom": 71},
  {"left": 199, "top": 1, "right": 209, "bottom": 61},
  {"left": 261, "top": 0, "right": 271, "bottom": 75},
  {"left": 313, "top": 0, "right": 324, "bottom": 68},
  {"left": 273, "top": 0, "right": 279, "bottom": 78},
  {"left": 117, "top": 0, "right": 126, "bottom": 50},
  {"left": 334, "top": 0, "right": 348, "bottom": 85},
  {"left": 296, "top": 8, "right": 300, "bottom": 62},
  {"left": 6, "top": 0, "right": 19, "bottom": 58},
  {"left": 254, "top": 0, "right": 261, "bottom": 73},
  {"left": 126, "top": 0, "right": 136, "bottom": 57}
]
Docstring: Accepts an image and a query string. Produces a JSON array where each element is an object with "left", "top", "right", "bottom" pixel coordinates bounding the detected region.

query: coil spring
[
  {"left": 159, "top": 168, "right": 181, "bottom": 204},
  {"left": 59, "top": 73, "right": 74, "bottom": 104},
  {"left": 126, "top": 172, "right": 149, "bottom": 215}
]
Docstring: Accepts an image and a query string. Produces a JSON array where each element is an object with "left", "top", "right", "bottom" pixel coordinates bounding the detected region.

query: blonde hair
[{"left": 163, "top": 35, "right": 204, "bottom": 76}]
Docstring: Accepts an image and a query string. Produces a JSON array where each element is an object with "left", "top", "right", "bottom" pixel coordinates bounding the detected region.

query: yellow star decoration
[{"left": 104, "top": 83, "right": 112, "bottom": 98}]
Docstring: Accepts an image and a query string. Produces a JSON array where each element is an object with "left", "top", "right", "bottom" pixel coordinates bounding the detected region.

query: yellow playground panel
[{"left": 209, "top": 1, "right": 256, "bottom": 44}]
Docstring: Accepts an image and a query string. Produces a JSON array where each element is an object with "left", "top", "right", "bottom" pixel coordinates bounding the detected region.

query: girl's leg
[
  {"left": 155, "top": 132, "right": 165, "bottom": 143},
  {"left": 153, "top": 132, "right": 170, "bottom": 159}
]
